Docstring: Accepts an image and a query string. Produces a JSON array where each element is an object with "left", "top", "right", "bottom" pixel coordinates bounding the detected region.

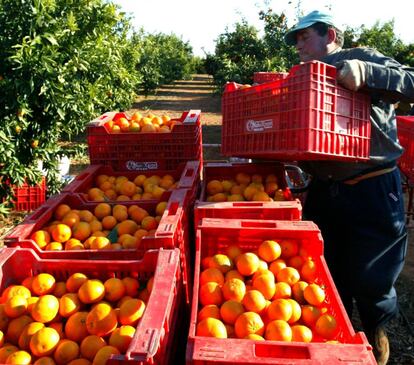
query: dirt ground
[{"left": 1, "top": 74, "right": 414, "bottom": 364}]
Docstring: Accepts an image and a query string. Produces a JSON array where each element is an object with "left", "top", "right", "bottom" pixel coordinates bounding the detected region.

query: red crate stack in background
[
  {"left": 222, "top": 61, "right": 371, "bottom": 162},
  {"left": 0, "top": 247, "right": 184, "bottom": 365},
  {"left": 186, "top": 218, "right": 376, "bottom": 365},
  {"left": 87, "top": 110, "right": 203, "bottom": 171},
  {"left": 397, "top": 115, "right": 414, "bottom": 182},
  {"left": 7, "top": 177, "right": 47, "bottom": 212}
]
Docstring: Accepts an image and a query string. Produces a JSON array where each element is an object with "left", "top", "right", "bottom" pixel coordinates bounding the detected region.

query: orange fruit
[
  {"left": 206, "top": 180, "right": 224, "bottom": 195},
  {"left": 287, "top": 298, "right": 302, "bottom": 324},
  {"left": 49, "top": 322, "right": 64, "bottom": 339},
  {"left": 50, "top": 224, "right": 72, "bottom": 243},
  {"left": 32, "top": 273, "right": 56, "bottom": 296},
  {"left": 78, "top": 279, "right": 105, "bottom": 304},
  {"left": 30, "top": 230, "right": 51, "bottom": 249},
  {"left": 303, "top": 283, "right": 326, "bottom": 306},
  {"left": 279, "top": 239, "right": 299, "bottom": 258},
  {"left": 265, "top": 319, "right": 292, "bottom": 341},
  {"left": 65, "top": 311, "right": 89, "bottom": 343},
  {"left": 66, "top": 273, "right": 88, "bottom": 293},
  {"left": 5, "top": 350, "right": 32, "bottom": 364},
  {"left": 0, "top": 304, "right": 9, "bottom": 330},
  {"left": 30, "top": 327, "right": 60, "bottom": 357},
  {"left": 276, "top": 267, "right": 300, "bottom": 286},
  {"left": 222, "top": 278, "right": 246, "bottom": 302},
  {"left": 80, "top": 335, "right": 107, "bottom": 360},
  {"left": 226, "top": 245, "right": 242, "bottom": 261},
  {"left": 129, "top": 206, "right": 149, "bottom": 224},
  {"left": 94, "top": 203, "right": 112, "bottom": 219},
  {"left": 101, "top": 216, "right": 117, "bottom": 230},
  {"left": 245, "top": 333, "right": 265, "bottom": 340},
  {"left": 52, "top": 282, "right": 67, "bottom": 297},
  {"left": 104, "top": 278, "right": 126, "bottom": 302},
  {"left": 92, "top": 345, "right": 120, "bottom": 365},
  {"left": 291, "top": 324, "right": 313, "bottom": 342},
  {"left": 273, "top": 281, "right": 292, "bottom": 299},
  {"left": 288, "top": 255, "right": 304, "bottom": 270},
  {"left": 59, "top": 293, "right": 81, "bottom": 317},
  {"left": 301, "top": 259, "right": 317, "bottom": 282},
  {"left": 118, "top": 298, "right": 145, "bottom": 326},
  {"left": 301, "top": 305, "right": 323, "bottom": 327},
  {"left": 258, "top": 240, "right": 281, "bottom": 262},
  {"left": 54, "top": 204, "right": 71, "bottom": 220},
  {"left": 108, "top": 325, "right": 135, "bottom": 353},
  {"left": 269, "top": 259, "right": 287, "bottom": 276},
  {"left": 267, "top": 298, "right": 293, "bottom": 322},
  {"left": 200, "top": 268, "right": 225, "bottom": 287},
  {"left": 197, "top": 305, "right": 221, "bottom": 322},
  {"left": 62, "top": 212, "right": 80, "bottom": 228},
  {"left": 122, "top": 277, "right": 140, "bottom": 297},
  {"left": 31, "top": 295, "right": 59, "bottom": 323},
  {"left": 0, "top": 345, "right": 18, "bottom": 363},
  {"left": 71, "top": 222, "right": 91, "bottom": 241},
  {"left": 79, "top": 210, "right": 95, "bottom": 223},
  {"left": 199, "top": 282, "right": 223, "bottom": 306},
  {"left": 53, "top": 339, "right": 79, "bottom": 364},
  {"left": 18, "top": 322, "right": 45, "bottom": 350},
  {"left": 209, "top": 254, "right": 233, "bottom": 273},
  {"left": 89, "top": 236, "right": 111, "bottom": 250},
  {"left": 196, "top": 318, "right": 227, "bottom": 338},
  {"left": 6, "top": 315, "right": 33, "bottom": 344},
  {"left": 242, "top": 290, "right": 267, "bottom": 313},
  {"left": 4, "top": 295, "right": 27, "bottom": 318},
  {"left": 235, "top": 172, "right": 251, "bottom": 185},
  {"left": 234, "top": 311, "right": 264, "bottom": 338},
  {"left": 33, "top": 356, "right": 57, "bottom": 364},
  {"left": 64, "top": 238, "right": 84, "bottom": 250},
  {"left": 253, "top": 274, "right": 276, "bottom": 300},
  {"left": 236, "top": 253, "right": 260, "bottom": 276},
  {"left": 117, "top": 220, "right": 139, "bottom": 236},
  {"left": 86, "top": 303, "right": 118, "bottom": 337},
  {"left": 67, "top": 359, "right": 91, "bottom": 365},
  {"left": 220, "top": 300, "right": 245, "bottom": 325},
  {"left": 291, "top": 281, "right": 308, "bottom": 304},
  {"left": 113, "top": 206, "right": 128, "bottom": 222},
  {"left": 225, "top": 270, "right": 244, "bottom": 282},
  {"left": 1, "top": 285, "right": 31, "bottom": 303},
  {"left": 119, "top": 181, "right": 137, "bottom": 197},
  {"left": 314, "top": 313, "right": 338, "bottom": 340}
]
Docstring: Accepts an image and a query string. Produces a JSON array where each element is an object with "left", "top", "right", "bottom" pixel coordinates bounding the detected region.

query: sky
[{"left": 113, "top": 0, "right": 414, "bottom": 57}]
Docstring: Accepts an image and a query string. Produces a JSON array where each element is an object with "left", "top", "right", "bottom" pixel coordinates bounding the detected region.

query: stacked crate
[
  {"left": 186, "top": 61, "right": 376, "bottom": 364},
  {"left": 2, "top": 109, "right": 203, "bottom": 364},
  {"left": 397, "top": 115, "right": 414, "bottom": 220},
  {"left": 5, "top": 176, "right": 47, "bottom": 212}
]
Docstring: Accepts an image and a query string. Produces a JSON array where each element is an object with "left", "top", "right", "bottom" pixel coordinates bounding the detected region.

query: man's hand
[{"left": 336, "top": 60, "right": 367, "bottom": 91}]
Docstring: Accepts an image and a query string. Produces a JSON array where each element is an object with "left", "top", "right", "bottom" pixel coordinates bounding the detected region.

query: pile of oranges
[
  {"left": 196, "top": 239, "right": 339, "bottom": 342},
  {"left": 104, "top": 112, "right": 180, "bottom": 134},
  {"left": 206, "top": 172, "right": 292, "bottom": 202},
  {"left": 85, "top": 173, "right": 177, "bottom": 202},
  {"left": 29, "top": 201, "right": 167, "bottom": 251},
  {"left": 0, "top": 271, "right": 152, "bottom": 364}
]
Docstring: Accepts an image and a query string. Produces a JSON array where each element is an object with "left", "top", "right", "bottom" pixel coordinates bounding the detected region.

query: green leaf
[{"left": 107, "top": 228, "right": 118, "bottom": 244}]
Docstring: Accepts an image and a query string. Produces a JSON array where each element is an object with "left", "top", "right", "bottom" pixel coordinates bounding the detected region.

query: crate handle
[
  {"left": 183, "top": 109, "right": 201, "bottom": 124},
  {"left": 88, "top": 112, "right": 117, "bottom": 126},
  {"left": 127, "top": 249, "right": 180, "bottom": 359},
  {"left": 178, "top": 161, "right": 200, "bottom": 188}
]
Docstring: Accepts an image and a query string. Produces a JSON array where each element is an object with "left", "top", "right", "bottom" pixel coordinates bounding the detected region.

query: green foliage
[
  {"left": 0, "top": 0, "right": 140, "bottom": 207},
  {"left": 207, "top": 10, "right": 298, "bottom": 92},
  {"left": 132, "top": 31, "right": 196, "bottom": 95},
  {"left": 343, "top": 21, "right": 414, "bottom": 66}
]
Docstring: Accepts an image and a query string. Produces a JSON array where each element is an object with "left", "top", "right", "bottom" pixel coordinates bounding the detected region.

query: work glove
[{"left": 336, "top": 59, "right": 367, "bottom": 91}]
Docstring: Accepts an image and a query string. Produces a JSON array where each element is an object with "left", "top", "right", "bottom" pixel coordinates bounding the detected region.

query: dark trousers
[{"left": 303, "top": 168, "right": 407, "bottom": 331}]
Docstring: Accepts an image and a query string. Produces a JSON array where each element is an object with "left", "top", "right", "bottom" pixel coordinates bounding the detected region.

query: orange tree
[{"left": 0, "top": 0, "right": 140, "bottom": 211}]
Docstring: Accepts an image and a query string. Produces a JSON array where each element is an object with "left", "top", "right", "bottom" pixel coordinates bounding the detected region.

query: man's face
[{"left": 295, "top": 27, "right": 330, "bottom": 62}]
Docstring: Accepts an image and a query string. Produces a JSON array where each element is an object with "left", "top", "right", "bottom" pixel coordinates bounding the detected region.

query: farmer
[{"left": 284, "top": 10, "right": 414, "bottom": 365}]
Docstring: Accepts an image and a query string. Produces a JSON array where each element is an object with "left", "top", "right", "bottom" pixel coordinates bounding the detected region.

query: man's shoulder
[{"left": 325, "top": 47, "right": 382, "bottom": 63}]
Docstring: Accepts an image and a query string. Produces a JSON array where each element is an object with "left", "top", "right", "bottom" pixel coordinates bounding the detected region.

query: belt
[{"left": 343, "top": 166, "right": 397, "bottom": 185}]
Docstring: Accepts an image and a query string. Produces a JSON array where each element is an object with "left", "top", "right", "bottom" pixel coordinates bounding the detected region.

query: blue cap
[{"left": 284, "top": 10, "right": 337, "bottom": 45}]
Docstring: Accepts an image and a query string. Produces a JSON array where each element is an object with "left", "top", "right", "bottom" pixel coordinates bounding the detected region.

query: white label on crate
[
  {"left": 245, "top": 119, "right": 273, "bottom": 132},
  {"left": 335, "top": 117, "right": 349, "bottom": 134},
  {"left": 126, "top": 161, "right": 159, "bottom": 171}
]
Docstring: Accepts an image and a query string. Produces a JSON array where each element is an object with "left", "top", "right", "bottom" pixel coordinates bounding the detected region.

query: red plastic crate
[
  {"left": 397, "top": 116, "right": 414, "bottom": 182},
  {"left": 62, "top": 160, "right": 201, "bottom": 205},
  {"left": 186, "top": 218, "right": 376, "bottom": 365},
  {"left": 253, "top": 72, "right": 289, "bottom": 84},
  {"left": 8, "top": 177, "right": 46, "bottom": 212},
  {"left": 0, "top": 247, "right": 184, "bottom": 364},
  {"left": 222, "top": 61, "right": 371, "bottom": 161},
  {"left": 87, "top": 110, "right": 203, "bottom": 171},
  {"left": 195, "top": 162, "right": 302, "bottom": 226}
]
